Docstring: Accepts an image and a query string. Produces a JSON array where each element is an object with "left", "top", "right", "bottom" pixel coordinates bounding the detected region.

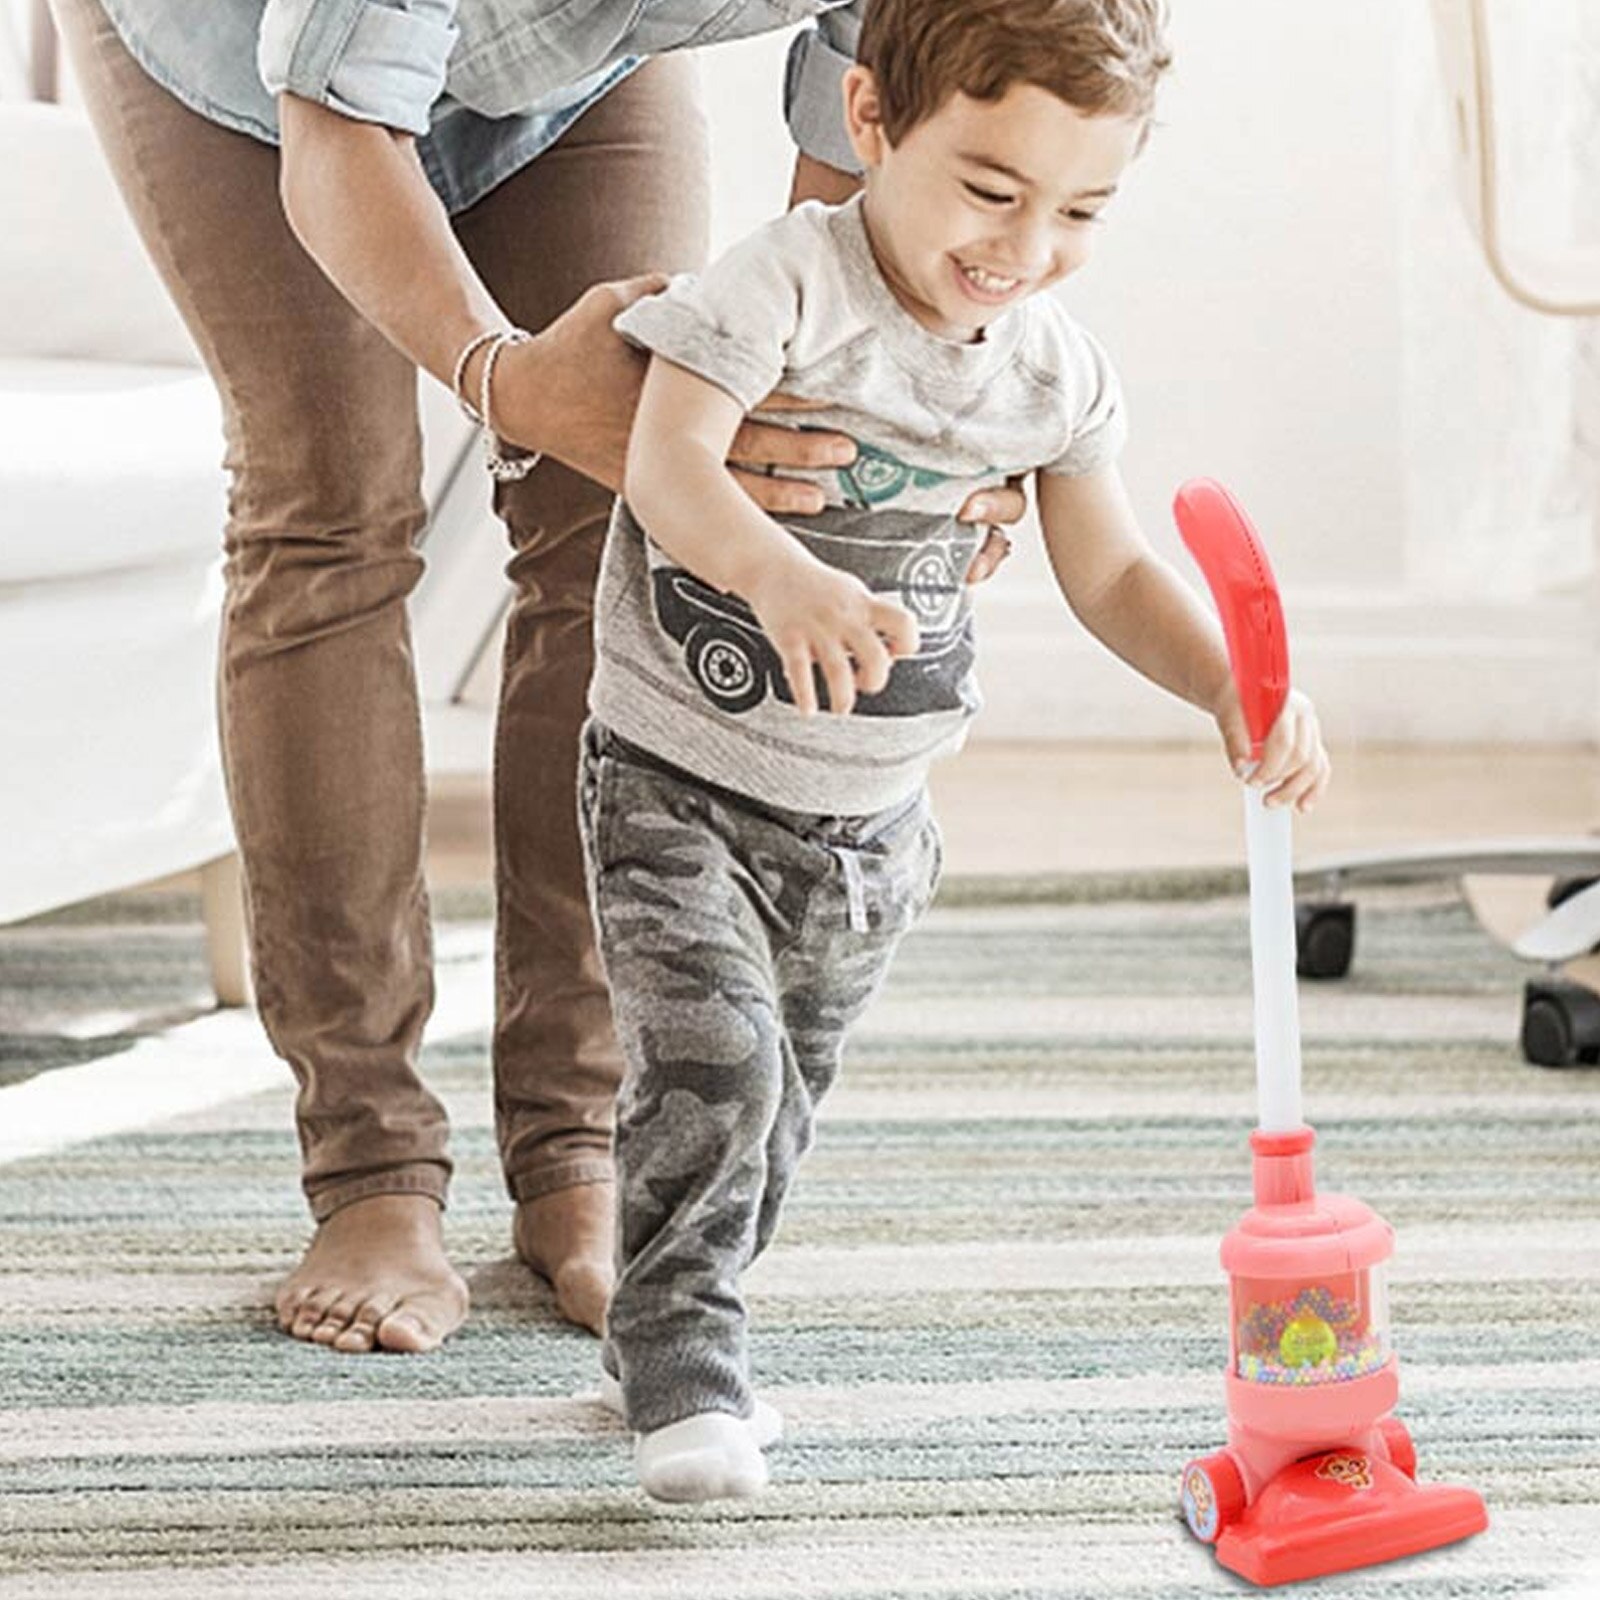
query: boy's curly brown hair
[{"left": 857, "top": 0, "right": 1172, "bottom": 146}]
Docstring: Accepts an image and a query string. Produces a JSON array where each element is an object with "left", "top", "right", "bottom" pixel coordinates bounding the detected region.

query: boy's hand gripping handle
[
  {"left": 1172, "top": 478, "right": 1289, "bottom": 761},
  {"left": 1173, "top": 478, "right": 1304, "bottom": 1133}
]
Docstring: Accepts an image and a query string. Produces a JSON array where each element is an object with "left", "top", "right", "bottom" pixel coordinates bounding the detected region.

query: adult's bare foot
[
  {"left": 274, "top": 1193, "right": 469, "bottom": 1354},
  {"left": 514, "top": 1180, "right": 615, "bottom": 1336}
]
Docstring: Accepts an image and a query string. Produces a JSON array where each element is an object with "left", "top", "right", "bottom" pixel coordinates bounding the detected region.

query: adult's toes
[
  {"left": 276, "top": 1283, "right": 316, "bottom": 1330},
  {"left": 331, "top": 1314, "right": 384, "bottom": 1354},
  {"left": 309, "top": 1295, "right": 363, "bottom": 1344},
  {"left": 375, "top": 1306, "right": 440, "bottom": 1354},
  {"left": 288, "top": 1288, "right": 341, "bottom": 1340}
]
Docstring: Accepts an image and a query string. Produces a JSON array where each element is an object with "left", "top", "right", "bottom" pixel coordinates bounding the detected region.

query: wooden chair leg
[{"left": 200, "top": 853, "right": 253, "bottom": 1008}]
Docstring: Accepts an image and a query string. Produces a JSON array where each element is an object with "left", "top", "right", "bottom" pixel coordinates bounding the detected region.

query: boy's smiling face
[{"left": 842, "top": 70, "right": 1146, "bottom": 341}]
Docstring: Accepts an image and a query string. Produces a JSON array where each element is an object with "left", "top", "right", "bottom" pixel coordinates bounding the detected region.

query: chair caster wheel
[
  {"left": 1295, "top": 900, "right": 1354, "bottom": 979},
  {"left": 1521, "top": 978, "right": 1600, "bottom": 1068}
]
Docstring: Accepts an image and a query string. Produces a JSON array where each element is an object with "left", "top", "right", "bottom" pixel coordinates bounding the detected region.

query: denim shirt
[{"left": 96, "top": 0, "right": 865, "bottom": 214}]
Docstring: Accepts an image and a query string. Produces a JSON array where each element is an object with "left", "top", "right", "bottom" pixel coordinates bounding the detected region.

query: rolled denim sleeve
[
  {"left": 258, "top": 0, "right": 459, "bottom": 135},
  {"left": 783, "top": 1, "right": 864, "bottom": 175}
]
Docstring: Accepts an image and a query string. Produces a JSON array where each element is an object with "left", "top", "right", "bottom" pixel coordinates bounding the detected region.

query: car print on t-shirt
[
  {"left": 836, "top": 440, "right": 955, "bottom": 508},
  {"left": 648, "top": 505, "right": 982, "bottom": 717}
]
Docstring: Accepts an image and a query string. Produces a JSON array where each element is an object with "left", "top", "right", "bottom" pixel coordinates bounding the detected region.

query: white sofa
[
  {"left": 0, "top": 99, "right": 241, "bottom": 959},
  {"left": 0, "top": 87, "right": 504, "bottom": 1001}
]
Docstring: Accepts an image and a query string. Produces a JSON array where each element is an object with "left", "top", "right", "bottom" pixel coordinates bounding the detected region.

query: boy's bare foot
[
  {"left": 514, "top": 1180, "right": 615, "bottom": 1336},
  {"left": 274, "top": 1193, "right": 469, "bottom": 1354}
]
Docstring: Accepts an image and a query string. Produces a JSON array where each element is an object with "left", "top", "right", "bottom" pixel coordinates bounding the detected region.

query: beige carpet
[{"left": 1, "top": 883, "right": 1598, "bottom": 1597}]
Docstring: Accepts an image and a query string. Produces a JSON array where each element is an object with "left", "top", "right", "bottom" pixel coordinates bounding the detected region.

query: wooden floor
[{"left": 425, "top": 740, "right": 1600, "bottom": 885}]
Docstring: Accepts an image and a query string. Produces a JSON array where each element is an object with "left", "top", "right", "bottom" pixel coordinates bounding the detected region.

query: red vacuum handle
[{"left": 1173, "top": 478, "right": 1290, "bottom": 758}]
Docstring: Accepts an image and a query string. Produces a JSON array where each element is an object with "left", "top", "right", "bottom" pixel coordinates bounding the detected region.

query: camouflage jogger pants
[{"left": 578, "top": 721, "right": 943, "bottom": 1434}]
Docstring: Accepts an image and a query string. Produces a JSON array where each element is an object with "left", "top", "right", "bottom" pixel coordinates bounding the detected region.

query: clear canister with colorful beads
[{"left": 1230, "top": 1268, "right": 1391, "bottom": 1386}]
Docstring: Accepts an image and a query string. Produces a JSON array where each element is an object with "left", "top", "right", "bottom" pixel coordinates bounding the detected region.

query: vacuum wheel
[
  {"left": 1377, "top": 1416, "right": 1417, "bottom": 1479},
  {"left": 1295, "top": 900, "right": 1355, "bottom": 979},
  {"left": 1180, "top": 1451, "right": 1247, "bottom": 1543},
  {"left": 1521, "top": 978, "right": 1600, "bottom": 1068}
]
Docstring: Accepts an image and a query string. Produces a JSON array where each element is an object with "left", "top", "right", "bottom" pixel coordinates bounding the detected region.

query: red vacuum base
[{"left": 1214, "top": 1449, "right": 1489, "bottom": 1587}]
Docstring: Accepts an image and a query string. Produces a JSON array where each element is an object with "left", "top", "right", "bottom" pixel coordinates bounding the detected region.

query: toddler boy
[{"left": 581, "top": 0, "right": 1329, "bottom": 1502}]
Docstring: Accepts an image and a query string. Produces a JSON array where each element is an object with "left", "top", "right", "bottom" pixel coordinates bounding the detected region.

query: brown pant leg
[
  {"left": 451, "top": 56, "right": 711, "bottom": 1202},
  {"left": 53, "top": 0, "right": 449, "bottom": 1218}
]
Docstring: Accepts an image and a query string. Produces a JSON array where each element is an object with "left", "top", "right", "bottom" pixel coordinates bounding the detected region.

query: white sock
[
  {"left": 634, "top": 1412, "right": 768, "bottom": 1503},
  {"left": 598, "top": 1368, "right": 784, "bottom": 1448}
]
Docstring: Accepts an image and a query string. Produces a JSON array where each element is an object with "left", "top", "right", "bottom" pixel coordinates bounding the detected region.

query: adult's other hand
[
  {"left": 490, "top": 274, "right": 669, "bottom": 492},
  {"left": 731, "top": 397, "right": 1029, "bottom": 577},
  {"left": 959, "top": 476, "right": 1027, "bottom": 584}
]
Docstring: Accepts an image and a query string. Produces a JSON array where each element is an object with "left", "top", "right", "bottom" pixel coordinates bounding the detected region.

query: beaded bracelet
[
  {"left": 450, "top": 326, "right": 542, "bottom": 483},
  {"left": 450, "top": 328, "right": 498, "bottom": 425}
]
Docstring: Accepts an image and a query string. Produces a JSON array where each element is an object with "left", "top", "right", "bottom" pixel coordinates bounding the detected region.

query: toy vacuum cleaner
[{"left": 1174, "top": 478, "right": 1489, "bottom": 1587}]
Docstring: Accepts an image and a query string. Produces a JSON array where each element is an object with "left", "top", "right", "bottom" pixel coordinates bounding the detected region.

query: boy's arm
[
  {"left": 626, "top": 357, "right": 918, "bottom": 717},
  {"left": 1037, "top": 465, "right": 1331, "bottom": 810},
  {"left": 1037, "top": 465, "right": 1233, "bottom": 719}
]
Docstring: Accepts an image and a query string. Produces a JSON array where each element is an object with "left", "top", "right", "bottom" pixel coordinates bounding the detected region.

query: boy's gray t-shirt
[{"left": 590, "top": 194, "right": 1127, "bottom": 816}]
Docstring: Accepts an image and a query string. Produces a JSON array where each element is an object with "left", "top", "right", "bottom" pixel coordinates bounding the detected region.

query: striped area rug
[{"left": 2, "top": 883, "right": 1599, "bottom": 1598}]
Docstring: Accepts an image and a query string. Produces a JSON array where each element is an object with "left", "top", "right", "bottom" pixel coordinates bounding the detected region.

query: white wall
[
  {"left": 696, "top": 3, "right": 1600, "bottom": 745},
  {"left": 0, "top": 0, "right": 35, "bottom": 96}
]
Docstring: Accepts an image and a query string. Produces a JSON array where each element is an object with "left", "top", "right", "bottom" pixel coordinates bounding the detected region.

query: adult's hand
[
  {"left": 487, "top": 274, "right": 668, "bottom": 493},
  {"left": 488, "top": 285, "right": 863, "bottom": 510},
  {"left": 731, "top": 392, "right": 1029, "bottom": 574},
  {"left": 727, "top": 393, "right": 857, "bottom": 515},
  {"left": 958, "top": 478, "right": 1026, "bottom": 584}
]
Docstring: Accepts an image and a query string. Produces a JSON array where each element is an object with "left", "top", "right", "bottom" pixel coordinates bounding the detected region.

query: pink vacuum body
[{"left": 1173, "top": 479, "right": 1488, "bottom": 1586}]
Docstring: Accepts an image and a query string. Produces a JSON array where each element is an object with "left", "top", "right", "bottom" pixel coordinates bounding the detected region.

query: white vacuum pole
[
  {"left": 1245, "top": 787, "right": 1303, "bottom": 1132},
  {"left": 1175, "top": 477, "right": 1305, "bottom": 1136}
]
